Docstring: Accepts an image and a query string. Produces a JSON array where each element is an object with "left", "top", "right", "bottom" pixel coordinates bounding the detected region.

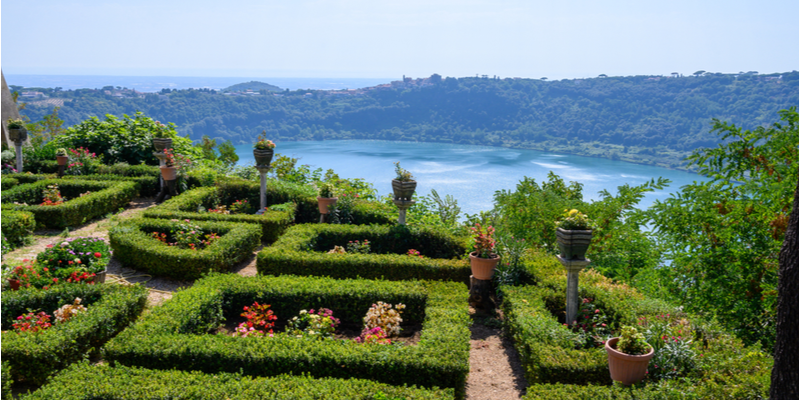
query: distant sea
[{"left": 3, "top": 74, "right": 394, "bottom": 92}]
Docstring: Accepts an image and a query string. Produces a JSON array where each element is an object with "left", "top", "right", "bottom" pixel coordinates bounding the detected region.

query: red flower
[{"left": 94, "top": 252, "right": 102, "bottom": 258}]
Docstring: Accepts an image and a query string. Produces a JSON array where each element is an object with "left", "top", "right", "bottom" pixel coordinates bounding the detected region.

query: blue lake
[{"left": 234, "top": 140, "right": 703, "bottom": 216}]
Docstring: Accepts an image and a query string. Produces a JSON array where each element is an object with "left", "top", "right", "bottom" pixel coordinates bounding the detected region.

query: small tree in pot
[
  {"left": 605, "top": 325, "right": 655, "bottom": 385},
  {"left": 392, "top": 162, "right": 416, "bottom": 201},
  {"left": 469, "top": 223, "right": 501, "bottom": 280},
  {"left": 56, "top": 148, "right": 69, "bottom": 165}
]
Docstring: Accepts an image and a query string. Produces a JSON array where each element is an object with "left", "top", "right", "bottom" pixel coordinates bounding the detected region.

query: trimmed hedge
[
  {"left": 103, "top": 274, "right": 471, "bottom": 397},
  {"left": 1, "top": 179, "right": 138, "bottom": 229},
  {"left": 109, "top": 218, "right": 262, "bottom": 280},
  {"left": 501, "top": 251, "right": 772, "bottom": 396},
  {"left": 1, "top": 177, "right": 19, "bottom": 189},
  {"left": 142, "top": 186, "right": 295, "bottom": 242},
  {"left": 24, "top": 363, "right": 454, "bottom": 400},
  {"left": 1, "top": 210, "right": 35, "bottom": 247},
  {"left": 61, "top": 174, "right": 160, "bottom": 197},
  {"left": 1, "top": 362, "right": 10, "bottom": 400},
  {"left": 1, "top": 172, "right": 159, "bottom": 197},
  {"left": 1, "top": 283, "right": 148, "bottom": 385},
  {"left": 258, "top": 223, "right": 472, "bottom": 283}
]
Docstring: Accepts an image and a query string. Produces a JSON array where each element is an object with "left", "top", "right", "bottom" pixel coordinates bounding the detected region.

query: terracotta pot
[
  {"left": 556, "top": 228, "right": 593, "bottom": 260},
  {"left": 7, "top": 278, "right": 20, "bottom": 291},
  {"left": 7, "top": 128, "right": 27, "bottom": 143},
  {"left": 469, "top": 252, "right": 500, "bottom": 280},
  {"left": 152, "top": 138, "right": 173, "bottom": 152},
  {"left": 605, "top": 337, "right": 655, "bottom": 385},
  {"left": 56, "top": 155, "right": 69, "bottom": 166},
  {"left": 93, "top": 269, "right": 107, "bottom": 284},
  {"left": 160, "top": 166, "right": 178, "bottom": 181},
  {"left": 317, "top": 197, "right": 338, "bottom": 214},
  {"left": 253, "top": 149, "right": 275, "bottom": 167},
  {"left": 392, "top": 179, "right": 417, "bottom": 201}
]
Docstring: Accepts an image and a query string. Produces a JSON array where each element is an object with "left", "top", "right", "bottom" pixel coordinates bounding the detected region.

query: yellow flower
[{"left": 569, "top": 209, "right": 579, "bottom": 217}]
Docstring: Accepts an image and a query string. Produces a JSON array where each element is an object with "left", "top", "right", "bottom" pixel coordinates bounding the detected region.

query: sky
[{"left": 2, "top": 0, "right": 798, "bottom": 80}]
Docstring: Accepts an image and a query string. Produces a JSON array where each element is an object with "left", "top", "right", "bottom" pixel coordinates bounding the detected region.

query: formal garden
[{"left": 0, "top": 109, "right": 795, "bottom": 399}]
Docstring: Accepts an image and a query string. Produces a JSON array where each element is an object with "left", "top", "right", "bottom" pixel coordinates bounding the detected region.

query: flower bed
[
  {"left": 103, "top": 274, "right": 470, "bottom": 397},
  {"left": 257, "top": 224, "right": 472, "bottom": 282},
  {"left": 500, "top": 251, "right": 772, "bottom": 397},
  {"left": 24, "top": 363, "right": 454, "bottom": 400},
  {"left": 1, "top": 283, "right": 147, "bottom": 385},
  {"left": 142, "top": 186, "right": 295, "bottom": 243},
  {"left": 108, "top": 218, "right": 261, "bottom": 280},
  {"left": 0, "top": 179, "right": 138, "bottom": 229}
]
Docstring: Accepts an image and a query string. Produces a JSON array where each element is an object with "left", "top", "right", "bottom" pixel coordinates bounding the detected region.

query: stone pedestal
[
  {"left": 256, "top": 165, "right": 270, "bottom": 211},
  {"left": 393, "top": 199, "right": 415, "bottom": 225},
  {"left": 13, "top": 141, "right": 23, "bottom": 172},
  {"left": 57, "top": 164, "right": 66, "bottom": 178},
  {"left": 557, "top": 255, "right": 591, "bottom": 325},
  {"left": 468, "top": 275, "right": 495, "bottom": 313},
  {"left": 153, "top": 151, "right": 167, "bottom": 190},
  {"left": 155, "top": 179, "right": 178, "bottom": 203}
]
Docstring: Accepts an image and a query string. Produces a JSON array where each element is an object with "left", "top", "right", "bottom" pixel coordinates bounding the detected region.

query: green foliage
[
  {"left": 142, "top": 186, "right": 295, "bottom": 242},
  {"left": 108, "top": 218, "right": 262, "bottom": 280},
  {"left": 26, "top": 363, "right": 454, "bottom": 400},
  {"left": 0, "top": 210, "right": 35, "bottom": 249},
  {"left": 1, "top": 283, "right": 147, "bottom": 385},
  {"left": 647, "top": 108, "right": 798, "bottom": 348},
  {"left": 1, "top": 179, "right": 138, "bottom": 229},
  {"left": 52, "top": 112, "right": 201, "bottom": 165},
  {"left": 257, "top": 223, "right": 471, "bottom": 282},
  {"left": 102, "top": 274, "right": 470, "bottom": 395},
  {"left": 616, "top": 326, "right": 650, "bottom": 355},
  {"left": 1, "top": 362, "right": 10, "bottom": 400}
]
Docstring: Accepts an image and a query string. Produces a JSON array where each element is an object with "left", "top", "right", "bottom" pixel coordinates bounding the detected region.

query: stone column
[
  {"left": 13, "top": 140, "right": 23, "bottom": 172},
  {"left": 557, "top": 256, "right": 590, "bottom": 325},
  {"left": 256, "top": 165, "right": 270, "bottom": 212},
  {"left": 393, "top": 199, "right": 415, "bottom": 225}
]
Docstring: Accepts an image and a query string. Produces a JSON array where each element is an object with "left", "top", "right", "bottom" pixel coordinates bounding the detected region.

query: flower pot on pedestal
[
  {"left": 57, "top": 156, "right": 69, "bottom": 166},
  {"left": 152, "top": 138, "right": 172, "bottom": 152},
  {"left": 7, "top": 128, "right": 27, "bottom": 143},
  {"left": 392, "top": 179, "right": 417, "bottom": 201},
  {"left": 253, "top": 149, "right": 274, "bottom": 167},
  {"left": 556, "top": 228, "right": 593, "bottom": 260},
  {"left": 317, "top": 197, "right": 338, "bottom": 214},
  {"left": 469, "top": 252, "right": 500, "bottom": 280},
  {"left": 7, "top": 278, "right": 20, "bottom": 291},
  {"left": 605, "top": 337, "right": 655, "bottom": 385},
  {"left": 160, "top": 166, "right": 178, "bottom": 181}
]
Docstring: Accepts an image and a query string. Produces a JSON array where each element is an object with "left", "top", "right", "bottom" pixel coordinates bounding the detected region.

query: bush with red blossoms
[
  {"left": 37, "top": 236, "right": 110, "bottom": 279},
  {"left": 567, "top": 297, "right": 612, "bottom": 349},
  {"left": 12, "top": 311, "right": 53, "bottom": 333},
  {"left": 233, "top": 302, "right": 277, "bottom": 337}
]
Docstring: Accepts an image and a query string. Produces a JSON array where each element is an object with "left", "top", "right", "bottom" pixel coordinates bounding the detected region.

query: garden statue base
[
  {"left": 557, "top": 255, "right": 590, "bottom": 325},
  {"left": 393, "top": 199, "right": 415, "bottom": 225},
  {"left": 155, "top": 179, "right": 178, "bottom": 204},
  {"left": 468, "top": 275, "right": 496, "bottom": 313}
]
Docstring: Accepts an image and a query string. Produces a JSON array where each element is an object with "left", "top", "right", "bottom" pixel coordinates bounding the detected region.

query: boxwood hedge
[
  {"left": 1, "top": 176, "right": 19, "bottom": 189},
  {"left": 1, "top": 210, "right": 35, "bottom": 248},
  {"left": 1, "top": 283, "right": 148, "bottom": 385},
  {"left": 1, "top": 362, "right": 11, "bottom": 400},
  {"left": 103, "top": 274, "right": 471, "bottom": 397},
  {"left": 258, "top": 223, "right": 472, "bottom": 283},
  {"left": 1, "top": 179, "right": 138, "bottom": 229},
  {"left": 109, "top": 218, "right": 262, "bottom": 280},
  {"left": 24, "top": 363, "right": 454, "bottom": 400},
  {"left": 500, "top": 251, "right": 772, "bottom": 396},
  {"left": 142, "top": 186, "right": 295, "bottom": 242}
]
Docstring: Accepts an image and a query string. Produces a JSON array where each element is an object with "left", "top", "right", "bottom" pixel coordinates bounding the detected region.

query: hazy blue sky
[{"left": 2, "top": 0, "right": 798, "bottom": 79}]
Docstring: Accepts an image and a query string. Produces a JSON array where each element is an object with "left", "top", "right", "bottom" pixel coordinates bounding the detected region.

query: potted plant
[
  {"left": 151, "top": 121, "right": 173, "bottom": 152},
  {"left": 56, "top": 148, "right": 69, "bottom": 166},
  {"left": 253, "top": 131, "right": 276, "bottom": 167},
  {"left": 316, "top": 181, "right": 338, "bottom": 214},
  {"left": 6, "top": 119, "right": 27, "bottom": 143},
  {"left": 605, "top": 325, "right": 655, "bottom": 385},
  {"left": 391, "top": 162, "right": 416, "bottom": 201},
  {"left": 556, "top": 209, "right": 593, "bottom": 260},
  {"left": 469, "top": 223, "right": 500, "bottom": 280},
  {"left": 160, "top": 148, "right": 191, "bottom": 180}
]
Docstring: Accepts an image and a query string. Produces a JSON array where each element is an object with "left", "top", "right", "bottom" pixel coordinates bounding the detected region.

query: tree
[
  {"left": 770, "top": 186, "right": 798, "bottom": 398},
  {"left": 648, "top": 108, "right": 798, "bottom": 348},
  {"left": 693, "top": 70, "right": 706, "bottom": 77}
]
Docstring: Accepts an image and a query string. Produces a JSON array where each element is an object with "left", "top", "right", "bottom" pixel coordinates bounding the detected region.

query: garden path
[{"left": 4, "top": 197, "right": 528, "bottom": 398}]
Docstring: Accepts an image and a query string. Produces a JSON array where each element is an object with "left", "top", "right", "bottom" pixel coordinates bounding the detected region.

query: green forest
[{"left": 14, "top": 71, "right": 798, "bottom": 169}]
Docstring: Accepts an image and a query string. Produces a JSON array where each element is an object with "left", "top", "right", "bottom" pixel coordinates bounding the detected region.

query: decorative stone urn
[
  {"left": 152, "top": 138, "right": 172, "bottom": 152},
  {"left": 605, "top": 337, "right": 655, "bottom": 385},
  {"left": 253, "top": 149, "right": 274, "bottom": 167},
  {"left": 392, "top": 179, "right": 417, "bottom": 201},
  {"left": 469, "top": 252, "right": 501, "bottom": 280},
  {"left": 7, "top": 127, "right": 27, "bottom": 143},
  {"left": 556, "top": 228, "right": 593, "bottom": 260},
  {"left": 160, "top": 166, "right": 178, "bottom": 181},
  {"left": 317, "top": 196, "right": 338, "bottom": 214},
  {"left": 93, "top": 268, "right": 107, "bottom": 284}
]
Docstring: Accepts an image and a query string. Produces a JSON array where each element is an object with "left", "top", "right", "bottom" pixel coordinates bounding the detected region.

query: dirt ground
[{"left": 4, "top": 197, "right": 528, "bottom": 398}]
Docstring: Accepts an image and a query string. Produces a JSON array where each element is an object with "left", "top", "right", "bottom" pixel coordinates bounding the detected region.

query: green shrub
[
  {"left": 1, "top": 283, "right": 147, "bottom": 385},
  {"left": 258, "top": 224, "right": 472, "bottom": 282},
  {"left": 103, "top": 274, "right": 470, "bottom": 397},
  {"left": 142, "top": 186, "right": 295, "bottom": 242},
  {"left": 0, "top": 177, "right": 19, "bottom": 189},
  {"left": 24, "top": 363, "right": 454, "bottom": 400},
  {"left": 61, "top": 174, "right": 160, "bottom": 197},
  {"left": 1, "top": 173, "right": 53, "bottom": 185},
  {"left": 1, "top": 179, "right": 138, "bottom": 229},
  {"left": 1, "top": 362, "right": 11, "bottom": 400},
  {"left": 0, "top": 210, "right": 35, "bottom": 247},
  {"left": 109, "top": 218, "right": 261, "bottom": 280}
]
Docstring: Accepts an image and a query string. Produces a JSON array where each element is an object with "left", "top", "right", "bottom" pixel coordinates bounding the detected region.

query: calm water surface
[{"left": 235, "top": 140, "right": 704, "bottom": 216}]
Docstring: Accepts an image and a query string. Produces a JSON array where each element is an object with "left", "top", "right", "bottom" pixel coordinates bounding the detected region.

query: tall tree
[{"left": 770, "top": 186, "right": 798, "bottom": 398}]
